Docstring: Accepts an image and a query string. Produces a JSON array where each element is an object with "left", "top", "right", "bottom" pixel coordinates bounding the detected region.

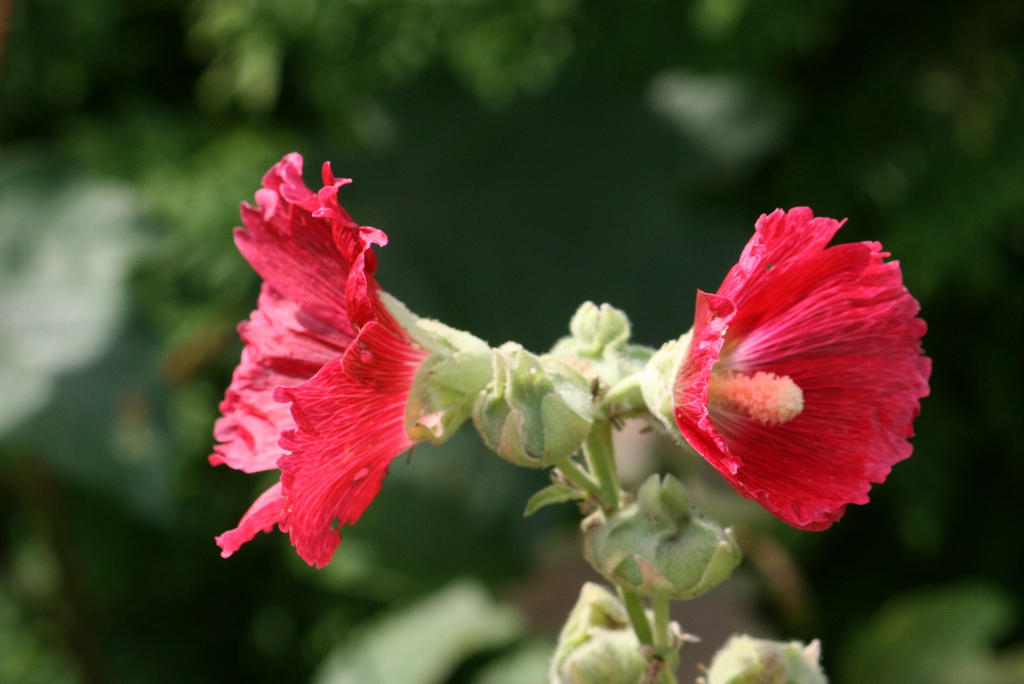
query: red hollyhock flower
[
  {"left": 211, "top": 153, "right": 429, "bottom": 568},
  {"left": 673, "top": 208, "right": 931, "bottom": 530}
]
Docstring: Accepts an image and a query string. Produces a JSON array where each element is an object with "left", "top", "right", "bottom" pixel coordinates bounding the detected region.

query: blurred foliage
[
  {"left": 311, "top": 580, "right": 531, "bottom": 684},
  {"left": 0, "top": 154, "right": 142, "bottom": 434},
  {"left": 188, "top": 0, "right": 577, "bottom": 112},
  {"left": 1, "top": 0, "right": 1022, "bottom": 683},
  {"left": 838, "top": 584, "right": 1024, "bottom": 684}
]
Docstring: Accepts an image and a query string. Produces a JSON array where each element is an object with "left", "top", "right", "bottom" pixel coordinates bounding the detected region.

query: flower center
[{"left": 708, "top": 370, "right": 804, "bottom": 425}]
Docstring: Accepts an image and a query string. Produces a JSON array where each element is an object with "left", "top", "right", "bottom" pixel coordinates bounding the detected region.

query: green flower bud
[
  {"left": 381, "top": 292, "right": 493, "bottom": 444},
  {"left": 551, "top": 302, "right": 653, "bottom": 390},
  {"left": 583, "top": 474, "right": 741, "bottom": 599},
  {"left": 550, "top": 583, "right": 648, "bottom": 684},
  {"left": 565, "top": 301, "right": 632, "bottom": 356},
  {"left": 473, "top": 343, "right": 593, "bottom": 468},
  {"left": 704, "top": 635, "right": 827, "bottom": 684}
]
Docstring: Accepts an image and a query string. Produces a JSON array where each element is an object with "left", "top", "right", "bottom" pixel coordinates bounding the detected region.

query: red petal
[
  {"left": 275, "top": 321, "right": 429, "bottom": 568},
  {"left": 210, "top": 346, "right": 297, "bottom": 473},
  {"left": 215, "top": 483, "right": 288, "bottom": 558}
]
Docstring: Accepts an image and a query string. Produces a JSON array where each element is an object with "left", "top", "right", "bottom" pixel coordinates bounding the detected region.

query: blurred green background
[{"left": 2, "top": 1, "right": 1023, "bottom": 682}]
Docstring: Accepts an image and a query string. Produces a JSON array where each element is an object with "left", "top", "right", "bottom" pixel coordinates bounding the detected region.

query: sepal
[
  {"left": 380, "top": 291, "right": 490, "bottom": 357},
  {"left": 640, "top": 331, "right": 692, "bottom": 434},
  {"left": 583, "top": 474, "right": 741, "bottom": 599},
  {"left": 405, "top": 350, "right": 493, "bottom": 444},
  {"left": 380, "top": 292, "right": 493, "bottom": 444}
]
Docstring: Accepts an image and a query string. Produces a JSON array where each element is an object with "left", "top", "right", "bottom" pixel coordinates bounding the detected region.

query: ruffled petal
[
  {"left": 674, "top": 208, "right": 930, "bottom": 530},
  {"left": 215, "top": 483, "right": 288, "bottom": 558},
  {"left": 275, "top": 320, "right": 430, "bottom": 568},
  {"left": 210, "top": 346, "right": 297, "bottom": 473},
  {"left": 718, "top": 208, "right": 844, "bottom": 308},
  {"left": 212, "top": 152, "right": 385, "bottom": 474},
  {"left": 210, "top": 284, "right": 350, "bottom": 473},
  {"left": 234, "top": 153, "right": 378, "bottom": 330}
]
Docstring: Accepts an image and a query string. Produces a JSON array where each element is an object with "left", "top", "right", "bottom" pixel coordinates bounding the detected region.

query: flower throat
[{"left": 708, "top": 370, "right": 804, "bottom": 425}]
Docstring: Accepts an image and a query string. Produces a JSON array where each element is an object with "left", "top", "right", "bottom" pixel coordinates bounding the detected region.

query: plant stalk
[
  {"left": 582, "top": 420, "right": 620, "bottom": 513},
  {"left": 555, "top": 457, "right": 604, "bottom": 503}
]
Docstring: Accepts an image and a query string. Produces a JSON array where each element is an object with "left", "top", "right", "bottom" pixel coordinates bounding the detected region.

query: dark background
[{"left": 1, "top": 1, "right": 1022, "bottom": 682}]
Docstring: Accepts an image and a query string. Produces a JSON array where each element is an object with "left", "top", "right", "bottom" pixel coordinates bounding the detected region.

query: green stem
[
  {"left": 620, "top": 589, "right": 653, "bottom": 646},
  {"left": 653, "top": 597, "right": 678, "bottom": 684},
  {"left": 577, "top": 420, "right": 679, "bottom": 682},
  {"left": 583, "top": 421, "right": 620, "bottom": 512},
  {"left": 555, "top": 457, "right": 604, "bottom": 502},
  {"left": 653, "top": 597, "right": 670, "bottom": 650}
]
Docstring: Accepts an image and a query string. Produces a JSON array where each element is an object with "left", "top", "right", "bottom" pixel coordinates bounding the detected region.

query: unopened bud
[
  {"left": 550, "top": 583, "right": 648, "bottom": 684},
  {"left": 551, "top": 302, "right": 653, "bottom": 389},
  {"left": 705, "top": 635, "right": 827, "bottom": 684},
  {"left": 473, "top": 343, "right": 593, "bottom": 468},
  {"left": 565, "top": 301, "right": 632, "bottom": 356},
  {"left": 583, "top": 474, "right": 741, "bottom": 599}
]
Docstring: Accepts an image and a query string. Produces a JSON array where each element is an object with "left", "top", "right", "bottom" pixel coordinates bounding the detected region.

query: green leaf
[
  {"left": 523, "top": 483, "right": 586, "bottom": 517},
  {"left": 312, "top": 580, "right": 524, "bottom": 684}
]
